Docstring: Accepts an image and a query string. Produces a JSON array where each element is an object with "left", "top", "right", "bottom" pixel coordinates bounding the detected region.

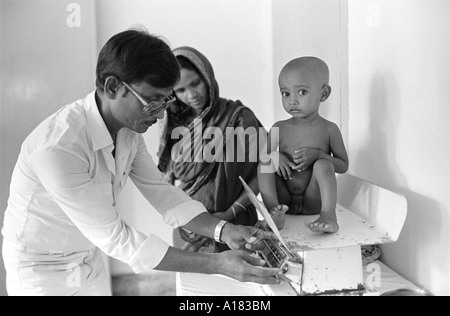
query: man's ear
[
  {"left": 104, "top": 76, "right": 122, "bottom": 99},
  {"left": 320, "top": 85, "right": 332, "bottom": 102}
]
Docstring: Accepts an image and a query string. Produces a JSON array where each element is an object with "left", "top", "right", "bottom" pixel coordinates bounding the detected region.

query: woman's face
[{"left": 173, "top": 68, "right": 209, "bottom": 114}]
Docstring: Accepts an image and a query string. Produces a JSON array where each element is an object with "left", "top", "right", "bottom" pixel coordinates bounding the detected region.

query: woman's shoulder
[
  {"left": 225, "top": 98, "right": 247, "bottom": 112},
  {"left": 226, "top": 100, "right": 261, "bottom": 127}
]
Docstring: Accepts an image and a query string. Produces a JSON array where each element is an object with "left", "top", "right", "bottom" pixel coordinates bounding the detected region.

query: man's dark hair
[{"left": 95, "top": 28, "right": 180, "bottom": 90}]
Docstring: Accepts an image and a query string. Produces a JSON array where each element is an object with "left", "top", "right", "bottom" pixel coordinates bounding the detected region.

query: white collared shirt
[{"left": 2, "top": 91, "right": 207, "bottom": 273}]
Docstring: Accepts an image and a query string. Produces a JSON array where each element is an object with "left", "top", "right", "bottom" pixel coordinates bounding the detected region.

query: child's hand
[
  {"left": 274, "top": 152, "right": 297, "bottom": 180},
  {"left": 292, "top": 148, "right": 321, "bottom": 171}
]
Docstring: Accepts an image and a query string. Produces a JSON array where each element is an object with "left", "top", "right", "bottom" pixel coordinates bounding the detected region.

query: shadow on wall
[
  {"left": 352, "top": 72, "right": 449, "bottom": 294},
  {"left": 353, "top": 72, "right": 405, "bottom": 188}
]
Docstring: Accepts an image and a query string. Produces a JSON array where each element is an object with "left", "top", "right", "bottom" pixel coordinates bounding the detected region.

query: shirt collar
[{"left": 84, "top": 91, "right": 114, "bottom": 152}]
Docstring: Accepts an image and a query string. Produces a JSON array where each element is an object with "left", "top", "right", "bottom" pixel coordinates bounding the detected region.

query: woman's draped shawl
[{"left": 158, "top": 47, "right": 264, "bottom": 226}]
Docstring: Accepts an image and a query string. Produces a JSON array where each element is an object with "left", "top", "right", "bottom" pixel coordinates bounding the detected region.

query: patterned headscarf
[{"left": 158, "top": 47, "right": 262, "bottom": 223}]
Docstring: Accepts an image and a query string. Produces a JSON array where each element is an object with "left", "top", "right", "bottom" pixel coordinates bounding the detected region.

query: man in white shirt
[{"left": 1, "top": 28, "right": 281, "bottom": 296}]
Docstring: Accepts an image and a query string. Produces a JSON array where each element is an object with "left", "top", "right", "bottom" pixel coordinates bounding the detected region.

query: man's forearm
[
  {"left": 182, "top": 212, "right": 222, "bottom": 239},
  {"left": 155, "top": 246, "right": 217, "bottom": 274}
]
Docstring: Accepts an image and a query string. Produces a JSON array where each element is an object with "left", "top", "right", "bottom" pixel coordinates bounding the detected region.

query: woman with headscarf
[{"left": 158, "top": 47, "right": 265, "bottom": 253}]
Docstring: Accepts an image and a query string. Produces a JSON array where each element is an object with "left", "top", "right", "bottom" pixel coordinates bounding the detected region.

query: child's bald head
[
  {"left": 279, "top": 57, "right": 330, "bottom": 88},
  {"left": 278, "top": 57, "right": 332, "bottom": 117}
]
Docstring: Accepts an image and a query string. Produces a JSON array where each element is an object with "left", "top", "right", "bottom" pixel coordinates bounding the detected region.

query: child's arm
[
  {"left": 292, "top": 123, "right": 349, "bottom": 174},
  {"left": 328, "top": 124, "right": 349, "bottom": 174}
]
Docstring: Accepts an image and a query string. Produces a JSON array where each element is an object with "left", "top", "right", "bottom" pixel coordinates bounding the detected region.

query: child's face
[{"left": 279, "top": 68, "right": 325, "bottom": 119}]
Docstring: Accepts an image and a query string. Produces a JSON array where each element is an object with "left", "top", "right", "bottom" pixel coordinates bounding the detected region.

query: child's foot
[
  {"left": 270, "top": 205, "right": 289, "bottom": 230},
  {"left": 305, "top": 211, "right": 339, "bottom": 233},
  {"left": 287, "top": 195, "right": 304, "bottom": 215}
]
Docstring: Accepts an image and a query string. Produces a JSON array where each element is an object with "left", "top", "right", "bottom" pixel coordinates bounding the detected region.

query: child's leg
[
  {"left": 303, "top": 159, "right": 339, "bottom": 233},
  {"left": 258, "top": 164, "right": 292, "bottom": 229},
  {"left": 270, "top": 176, "right": 293, "bottom": 229},
  {"left": 276, "top": 175, "right": 294, "bottom": 206},
  {"left": 258, "top": 165, "right": 282, "bottom": 211}
]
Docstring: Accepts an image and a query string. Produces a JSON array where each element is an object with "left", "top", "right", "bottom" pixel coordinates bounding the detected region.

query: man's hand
[
  {"left": 214, "top": 250, "right": 282, "bottom": 284},
  {"left": 220, "top": 223, "right": 277, "bottom": 252},
  {"left": 155, "top": 247, "right": 282, "bottom": 285}
]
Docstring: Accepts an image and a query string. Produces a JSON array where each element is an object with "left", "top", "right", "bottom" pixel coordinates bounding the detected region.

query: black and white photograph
[{"left": 0, "top": 0, "right": 448, "bottom": 298}]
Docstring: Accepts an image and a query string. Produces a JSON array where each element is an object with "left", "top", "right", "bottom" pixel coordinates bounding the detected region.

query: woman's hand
[
  {"left": 292, "top": 147, "right": 322, "bottom": 171},
  {"left": 179, "top": 229, "right": 218, "bottom": 253},
  {"left": 162, "top": 171, "right": 176, "bottom": 184},
  {"left": 215, "top": 202, "right": 247, "bottom": 222},
  {"left": 179, "top": 229, "right": 211, "bottom": 251}
]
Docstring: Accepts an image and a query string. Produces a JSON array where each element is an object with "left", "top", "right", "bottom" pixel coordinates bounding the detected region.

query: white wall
[
  {"left": 348, "top": 0, "right": 450, "bottom": 296},
  {"left": 96, "top": 0, "right": 275, "bottom": 127},
  {"left": 95, "top": 0, "right": 343, "bottom": 275},
  {"left": 271, "top": 0, "right": 343, "bottom": 129},
  {"left": 0, "top": 0, "right": 97, "bottom": 296},
  {"left": 12, "top": 0, "right": 447, "bottom": 297}
]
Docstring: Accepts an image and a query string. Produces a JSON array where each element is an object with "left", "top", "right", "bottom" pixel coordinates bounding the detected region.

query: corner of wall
[{"left": 339, "top": 0, "right": 350, "bottom": 152}]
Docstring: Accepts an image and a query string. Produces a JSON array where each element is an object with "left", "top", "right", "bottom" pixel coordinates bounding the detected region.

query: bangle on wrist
[
  {"left": 234, "top": 201, "right": 246, "bottom": 212},
  {"left": 214, "top": 220, "right": 228, "bottom": 244},
  {"left": 231, "top": 206, "right": 237, "bottom": 219}
]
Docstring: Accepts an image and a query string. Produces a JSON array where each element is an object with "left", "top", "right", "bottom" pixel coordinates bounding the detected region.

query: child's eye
[
  {"left": 281, "top": 92, "right": 290, "bottom": 98},
  {"left": 298, "top": 90, "right": 308, "bottom": 96}
]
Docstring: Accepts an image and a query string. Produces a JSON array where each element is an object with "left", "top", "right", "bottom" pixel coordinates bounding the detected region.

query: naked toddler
[{"left": 258, "top": 57, "right": 349, "bottom": 233}]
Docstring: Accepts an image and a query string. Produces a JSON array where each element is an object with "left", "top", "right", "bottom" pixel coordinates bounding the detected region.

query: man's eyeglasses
[{"left": 121, "top": 81, "right": 176, "bottom": 116}]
